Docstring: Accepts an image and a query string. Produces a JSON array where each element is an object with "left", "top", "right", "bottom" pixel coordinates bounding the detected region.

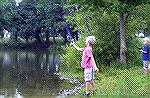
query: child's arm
[
  {"left": 94, "top": 65, "right": 99, "bottom": 72},
  {"left": 139, "top": 46, "right": 149, "bottom": 54},
  {"left": 140, "top": 50, "right": 148, "bottom": 54},
  {"left": 72, "top": 42, "right": 82, "bottom": 51},
  {"left": 91, "top": 57, "right": 99, "bottom": 72}
]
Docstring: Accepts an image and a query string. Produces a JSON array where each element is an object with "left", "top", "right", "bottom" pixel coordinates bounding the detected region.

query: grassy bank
[{"left": 60, "top": 66, "right": 150, "bottom": 98}]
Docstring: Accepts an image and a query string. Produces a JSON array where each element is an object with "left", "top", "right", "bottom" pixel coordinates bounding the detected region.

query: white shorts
[{"left": 84, "top": 67, "right": 94, "bottom": 82}]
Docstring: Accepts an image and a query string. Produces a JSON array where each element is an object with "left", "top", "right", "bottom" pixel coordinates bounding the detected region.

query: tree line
[{"left": 0, "top": 0, "right": 79, "bottom": 48}]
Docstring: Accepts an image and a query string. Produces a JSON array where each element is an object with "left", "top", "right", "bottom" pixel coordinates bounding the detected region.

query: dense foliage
[
  {"left": 62, "top": 1, "right": 149, "bottom": 69},
  {"left": 1, "top": 0, "right": 66, "bottom": 47},
  {"left": 66, "top": 0, "right": 150, "bottom": 65}
]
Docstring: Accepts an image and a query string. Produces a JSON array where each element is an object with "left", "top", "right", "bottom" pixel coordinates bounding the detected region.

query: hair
[
  {"left": 86, "top": 36, "right": 96, "bottom": 46},
  {"left": 143, "top": 37, "right": 150, "bottom": 44}
]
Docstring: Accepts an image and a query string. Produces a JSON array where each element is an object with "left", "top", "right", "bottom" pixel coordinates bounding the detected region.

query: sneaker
[
  {"left": 83, "top": 92, "right": 90, "bottom": 97},
  {"left": 92, "top": 90, "right": 96, "bottom": 95}
]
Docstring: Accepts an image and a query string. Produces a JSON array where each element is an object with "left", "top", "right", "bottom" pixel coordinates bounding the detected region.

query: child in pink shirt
[{"left": 72, "top": 36, "right": 99, "bottom": 96}]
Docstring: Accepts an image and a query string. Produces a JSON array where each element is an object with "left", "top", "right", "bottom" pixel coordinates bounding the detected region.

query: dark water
[{"left": 0, "top": 48, "right": 79, "bottom": 98}]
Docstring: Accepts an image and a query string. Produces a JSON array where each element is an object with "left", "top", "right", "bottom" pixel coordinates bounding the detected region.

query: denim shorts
[{"left": 84, "top": 67, "right": 94, "bottom": 82}]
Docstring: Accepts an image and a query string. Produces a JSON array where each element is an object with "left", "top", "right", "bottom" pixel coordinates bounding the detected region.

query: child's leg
[
  {"left": 90, "top": 67, "right": 95, "bottom": 91},
  {"left": 85, "top": 81, "right": 90, "bottom": 94},
  {"left": 84, "top": 67, "right": 94, "bottom": 95},
  {"left": 144, "top": 68, "right": 148, "bottom": 74},
  {"left": 89, "top": 80, "right": 96, "bottom": 91},
  {"left": 143, "top": 61, "right": 148, "bottom": 74}
]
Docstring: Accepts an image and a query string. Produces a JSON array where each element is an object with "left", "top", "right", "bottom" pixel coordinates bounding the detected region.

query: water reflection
[{"left": 0, "top": 48, "right": 74, "bottom": 97}]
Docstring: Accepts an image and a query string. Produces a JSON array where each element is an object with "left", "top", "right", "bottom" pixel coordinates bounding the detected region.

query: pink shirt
[{"left": 81, "top": 47, "right": 95, "bottom": 69}]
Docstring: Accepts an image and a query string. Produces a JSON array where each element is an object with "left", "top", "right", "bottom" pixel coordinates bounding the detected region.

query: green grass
[
  {"left": 60, "top": 67, "right": 150, "bottom": 98},
  {"left": 95, "top": 68, "right": 148, "bottom": 95},
  {"left": 66, "top": 95, "right": 149, "bottom": 98}
]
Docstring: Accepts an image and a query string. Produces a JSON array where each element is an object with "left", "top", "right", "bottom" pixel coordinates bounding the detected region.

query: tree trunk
[
  {"left": 46, "top": 30, "right": 50, "bottom": 43},
  {"left": 119, "top": 12, "right": 128, "bottom": 65},
  {"left": 25, "top": 32, "right": 30, "bottom": 42},
  {"left": 35, "top": 28, "right": 42, "bottom": 43},
  {"left": 52, "top": 28, "right": 56, "bottom": 43},
  {"left": 85, "top": 13, "right": 91, "bottom": 35},
  {"left": 15, "top": 31, "right": 18, "bottom": 42}
]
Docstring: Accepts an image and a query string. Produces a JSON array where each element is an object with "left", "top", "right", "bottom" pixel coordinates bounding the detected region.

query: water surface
[{"left": 0, "top": 48, "right": 77, "bottom": 98}]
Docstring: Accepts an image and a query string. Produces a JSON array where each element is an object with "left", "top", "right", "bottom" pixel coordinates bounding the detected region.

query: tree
[
  {"left": 67, "top": 0, "right": 150, "bottom": 65},
  {"left": 2, "top": 1, "right": 20, "bottom": 42},
  {"left": 2, "top": 1, "right": 66, "bottom": 46},
  {"left": 0, "top": 9, "right": 4, "bottom": 37},
  {"left": 145, "top": 4, "right": 150, "bottom": 35},
  {"left": 0, "top": 0, "right": 7, "bottom": 37}
]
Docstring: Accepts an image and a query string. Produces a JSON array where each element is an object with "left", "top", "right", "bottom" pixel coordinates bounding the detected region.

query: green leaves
[
  {"left": 65, "top": 0, "right": 150, "bottom": 66},
  {"left": 67, "top": 0, "right": 150, "bottom": 13},
  {"left": 2, "top": 1, "right": 65, "bottom": 43}
]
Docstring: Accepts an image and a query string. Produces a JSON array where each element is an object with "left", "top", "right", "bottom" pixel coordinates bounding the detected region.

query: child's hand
[
  {"left": 95, "top": 67, "right": 99, "bottom": 72},
  {"left": 70, "top": 41, "right": 74, "bottom": 46},
  {"left": 139, "top": 49, "right": 143, "bottom": 52}
]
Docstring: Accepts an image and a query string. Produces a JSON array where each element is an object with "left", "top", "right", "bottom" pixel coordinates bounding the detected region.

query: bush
[{"left": 61, "top": 36, "right": 85, "bottom": 74}]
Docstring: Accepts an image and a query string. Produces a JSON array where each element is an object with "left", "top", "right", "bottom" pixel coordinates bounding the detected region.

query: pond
[{"left": 0, "top": 47, "right": 81, "bottom": 98}]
